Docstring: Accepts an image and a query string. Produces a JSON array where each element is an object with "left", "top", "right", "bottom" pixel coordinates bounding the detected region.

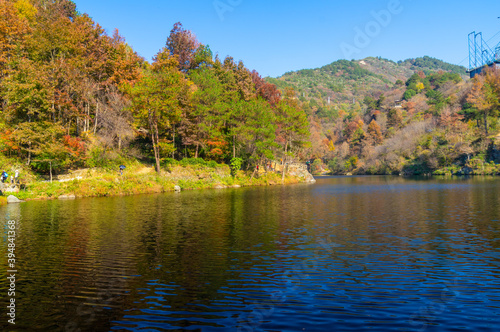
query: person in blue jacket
[{"left": 1, "top": 171, "right": 8, "bottom": 183}]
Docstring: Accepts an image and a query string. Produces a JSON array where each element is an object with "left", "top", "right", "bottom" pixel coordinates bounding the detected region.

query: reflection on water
[{"left": 1, "top": 176, "right": 500, "bottom": 331}]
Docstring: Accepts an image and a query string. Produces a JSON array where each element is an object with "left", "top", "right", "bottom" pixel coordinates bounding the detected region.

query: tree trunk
[
  {"left": 282, "top": 162, "right": 286, "bottom": 184},
  {"left": 153, "top": 122, "right": 161, "bottom": 174},
  {"left": 250, "top": 167, "right": 257, "bottom": 180},
  {"left": 195, "top": 143, "right": 199, "bottom": 159},
  {"left": 49, "top": 161, "right": 53, "bottom": 183},
  {"left": 172, "top": 126, "right": 176, "bottom": 159},
  {"left": 148, "top": 110, "right": 161, "bottom": 174},
  {"left": 233, "top": 135, "right": 236, "bottom": 159},
  {"left": 484, "top": 113, "right": 489, "bottom": 136},
  {"left": 282, "top": 140, "right": 289, "bottom": 166},
  {"left": 27, "top": 145, "right": 31, "bottom": 166},
  {"left": 86, "top": 103, "right": 89, "bottom": 132},
  {"left": 94, "top": 102, "right": 99, "bottom": 134}
]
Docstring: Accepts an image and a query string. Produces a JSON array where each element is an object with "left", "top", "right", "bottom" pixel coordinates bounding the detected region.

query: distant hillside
[
  {"left": 399, "top": 56, "right": 467, "bottom": 76},
  {"left": 263, "top": 54, "right": 500, "bottom": 178},
  {"left": 265, "top": 56, "right": 467, "bottom": 106}
]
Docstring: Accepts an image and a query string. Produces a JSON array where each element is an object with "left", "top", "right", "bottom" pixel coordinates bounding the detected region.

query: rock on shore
[
  {"left": 7, "top": 195, "right": 24, "bottom": 203},
  {"left": 285, "top": 163, "right": 316, "bottom": 183}
]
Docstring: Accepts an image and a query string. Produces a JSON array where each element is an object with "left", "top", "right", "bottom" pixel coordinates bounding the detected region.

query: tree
[
  {"left": 250, "top": 70, "right": 281, "bottom": 107},
  {"left": 467, "top": 67, "right": 500, "bottom": 135},
  {"left": 387, "top": 108, "right": 404, "bottom": 129},
  {"left": 0, "top": 0, "right": 30, "bottom": 79},
  {"left": 182, "top": 66, "right": 225, "bottom": 158},
  {"left": 344, "top": 118, "right": 365, "bottom": 144},
  {"left": 237, "top": 98, "right": 278, "bottom": 170},
  {"left": 275, "top": 88, "right": 310, "bottom": 166},
  {"left": 403, "top": 89, "right": 416, "bottom": 100},
  {"left": 2, "top": 58, "right": 53, "bottom": 123},
  {"left": 166, "top": 22, "right": 200, "bottom": 71},
  {"left": 129, "top": 52, "right": 189, "bottom": 173},
  {"left": 94, "top": 86, "right": 134, "bottom": 150},
  {"left": 9, "top": 121, "right": 77, "bottom": 179},
  {"left": 367, "top": 119, "right": 383, "bottom": 144},
  {"left": 364, "top": 96, "right": 377, "bottom": 111},
  {"left": 426, "top": 89, "right": 445, "bottom": 112}
]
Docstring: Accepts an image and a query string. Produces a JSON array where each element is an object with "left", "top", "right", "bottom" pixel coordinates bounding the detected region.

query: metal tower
[{"left": 468, "top": 31, "right": 499, "bottom": 77}]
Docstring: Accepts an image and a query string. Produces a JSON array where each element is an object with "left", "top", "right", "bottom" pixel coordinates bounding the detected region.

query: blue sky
[{"left": 76, "top": 0, "right": 500, "bottom": 77}]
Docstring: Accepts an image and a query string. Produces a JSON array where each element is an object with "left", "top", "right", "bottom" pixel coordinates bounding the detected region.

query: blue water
[{"left": 1, "top": 176, "right": 500, "bottom": 331}]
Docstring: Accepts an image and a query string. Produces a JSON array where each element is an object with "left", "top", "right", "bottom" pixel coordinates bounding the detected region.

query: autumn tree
[
  {"left": 166, "top": 22, "right": 200, "bottom": 71},
  {"left": 250, "top": 70, "right": 281, "bottom": 107},
  {"left": 387, "top": 108, "right": 404, "bottom": 129},
  {"left": 9, "top": 121, "right": 78, "bottom": 177},
  {"left": 344, "top": 117, "right": 365, "bottom": 144},
  {"left": 0, "top": 0, "right": 30, "bottom": 79},
  {"left": 467, "top": 67, "right": 500, "bottom": 135},
  {"left": 367, "top": 119, "right": 383, "bottom": 144}
]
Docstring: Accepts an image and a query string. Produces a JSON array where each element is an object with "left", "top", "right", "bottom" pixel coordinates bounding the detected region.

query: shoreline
[{"left": 1, "top": 164, "right": 316, "bottom": 205}]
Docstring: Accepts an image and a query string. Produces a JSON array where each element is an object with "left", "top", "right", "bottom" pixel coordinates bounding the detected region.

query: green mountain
[
  {"left": 265, "top": 56, "right": 467, "bottom": 105},
  {"left": 399, "top": 56, "right": 467, "bottom": 75},
  {"left": 264, "top": 56, "right": 500, "bottom": 177}
]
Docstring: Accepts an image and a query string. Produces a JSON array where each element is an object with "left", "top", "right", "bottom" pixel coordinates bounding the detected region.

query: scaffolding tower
[{"left": 468, "top": 31, "right": 500, "bottom": 77}]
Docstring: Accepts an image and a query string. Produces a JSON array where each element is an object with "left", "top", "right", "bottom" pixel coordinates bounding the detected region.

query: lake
[{"left": 1, "top": 176, "right": 500, "bottom": 331}]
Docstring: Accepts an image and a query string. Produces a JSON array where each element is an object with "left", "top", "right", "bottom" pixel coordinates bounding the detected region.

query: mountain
[
  {"left": 265, "top": 56, "right": 467, "bottom": 105},
  {"left": 398, "top": 56, "right": 467, "bottom": 75},
  {"left": 263, "top": 55, "right": 500, "bottom": 177}
]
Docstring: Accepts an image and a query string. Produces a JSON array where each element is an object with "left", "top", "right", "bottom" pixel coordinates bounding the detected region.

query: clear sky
[{"left": 76, "top": 0, "right": 500, "bottom": 78}]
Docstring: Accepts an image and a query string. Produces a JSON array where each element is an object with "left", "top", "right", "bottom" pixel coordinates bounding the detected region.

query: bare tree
[{"left": 95, "top": 87, "right": 135, "bottom": 150}]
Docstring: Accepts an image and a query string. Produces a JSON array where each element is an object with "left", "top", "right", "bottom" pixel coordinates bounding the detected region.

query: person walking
[{"left": 14, "top": 170, "right": 19, "bottom": 184}]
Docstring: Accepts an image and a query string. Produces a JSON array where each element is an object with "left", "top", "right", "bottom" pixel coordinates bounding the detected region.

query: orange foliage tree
[{"left": 467, "top": 67, "right": 500, "bottom": 135}]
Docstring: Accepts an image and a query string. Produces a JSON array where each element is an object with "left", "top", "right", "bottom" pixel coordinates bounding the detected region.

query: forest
[
  {"left": 269, "top": 56, "right": 500, "bottom": 176},
  {"left": 0, "top": 0, "right": 309, "bottom": 179},
  {"left": 1, "top": 0, "right": 499, "bottom": 182}
]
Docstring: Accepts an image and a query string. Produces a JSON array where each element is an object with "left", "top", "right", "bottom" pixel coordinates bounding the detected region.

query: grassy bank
[{"left": 1, "top": 160, "right": 311, "bottom": 203}]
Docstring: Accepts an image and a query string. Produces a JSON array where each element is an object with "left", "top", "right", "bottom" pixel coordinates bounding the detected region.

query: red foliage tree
[
  {"left": 250, "top": 70, "right": 281, "bottom": 107},
  {"left": 166, "top": 22, "right": 200, "bottom": 71}
]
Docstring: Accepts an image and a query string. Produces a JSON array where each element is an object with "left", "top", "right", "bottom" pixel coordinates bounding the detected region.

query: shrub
[
  {"left": 179, "top": 158, "right": 206, "bottom": 167},
  {"left": 403, "top": 89, "right": 416, "bottom": 100},
  {"left": 162, "top": 158, "right": 178, "bottom": 166},
  {"left": 328, "top": 158, "right": 339, "bottom": 174},
  {"left": 345, "top": 156, "right": 358, "bottom": 171},
  {"left": 206, "top": 160, "right": 217, "bottom": 168},
  {"left": 230, "top": 157, "right": 242, "bottom": 177}
]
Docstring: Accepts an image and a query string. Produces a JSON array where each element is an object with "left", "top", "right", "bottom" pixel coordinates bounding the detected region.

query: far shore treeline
[{"left": 1, "top": 0, "right": 500, "bottom": 179}]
